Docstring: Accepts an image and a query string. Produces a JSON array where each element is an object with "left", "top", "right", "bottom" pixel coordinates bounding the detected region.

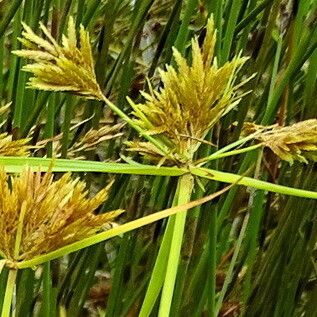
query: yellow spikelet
[
  {"left": 244, "top": 119, "right": 317, "bottom": 164},
  {"left": 0, "top": 133, "right": 31, "bottom": 156},
  {"left": 0, "top": 168, "right": 123, "bottom": 262},
  {"left": 128, "top": 17, "right": 251, "bottom": 163},
  {"left": 13, "top": 17, "right": 103, "bottom": 100}
]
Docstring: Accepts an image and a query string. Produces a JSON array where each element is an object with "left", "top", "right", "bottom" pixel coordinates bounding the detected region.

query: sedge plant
[{"left": 0, "top": 5, "right": 315, "bottom": 316}]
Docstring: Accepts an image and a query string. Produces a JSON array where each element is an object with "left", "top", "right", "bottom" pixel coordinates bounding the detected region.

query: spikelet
[
  {"left": 13, "top": 17, "right": 103, "bottom": 100},
  {"left": 244, "top": 119, "right": 317, "bottom": 164},
  {"left": 69, "top": 122, "right": 124, "bottom": 156},
  {"left": 0, "top": 168, "right": 123, "bottom": 262},
  {"left": 0, "top": 133, "right": 31, "bottom": 156},
  {"left": 128, "top": 17, "right": 250, "bottom": 163},
  {"left": 35, "top": 122, "right": 124, "bottom": 159}
]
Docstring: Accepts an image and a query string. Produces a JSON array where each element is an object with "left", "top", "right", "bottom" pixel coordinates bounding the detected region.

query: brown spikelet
[
  {"left": 69, "top": 122, "right": 125, "bottom": 156},
  {"left": 35, "top": 122, "right": 124, "bottom": 159},
  {"left": 244, "top": 119, "right": 317, "bottom": 164},
  {"left": 13, "top": 17, "right": 103, "bottom": 100},
  {"left": 0, "top": 168, "right": 123, "bottom": 262},
  {"left": 127, "top": 17, "right": 251, "bottom": 163}
]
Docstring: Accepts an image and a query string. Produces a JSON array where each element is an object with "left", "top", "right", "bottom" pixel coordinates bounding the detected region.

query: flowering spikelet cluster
[
  {"left": 13, "top": 17, "right": 103, "bottom": 100},
  {"left": 69, "top": 122, "right": 124, "bottom": 156},
  {"left": 244, "top": 119, "right": 317, "bottom": 164},
  {"left": 0, "top": 133, "right": 30, "bottom": 156},
  {"left": 0, "top": 169, "right": 123, "bottom": 262},
  {"left": 127, "top": 18, "right": 250, "bottom": 163},
  {"left": 35, "top": 122, "right": 124, "bottom": 159}
]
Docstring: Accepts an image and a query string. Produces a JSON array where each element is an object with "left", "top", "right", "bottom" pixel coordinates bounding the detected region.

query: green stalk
[
  {"left": 61, "top": 96, "right": 74, "bottom": 158},
  {"left": 7, "top": 7, "right": 21, "bottom": 104},
  {"left": 190, "top": 166, "right": 317, "bottom": 199},
  {"left": 262, "top": 22, "right": 317, "bottom": 124},
  {"left": 1, "top": 270, "right": 17, "bottom": 317},
  {"left": 12, "top": 0, "right": 34, "bottom": 134},
  {"left": 0, "top": 0, "right": 23, "bottom": 38},
  {"left": 42, "top": 262, "right": 52, "bottom": 317},
  {"left": 268, "top": 31, "right": 283, "bottom": 105},
  {"left": 147, "top": 0, "right": 183, "bottom": 77},
  {"left": 68, "top": 245, "right": 103, "bottom": 316},
  {"left": 21, "top": 92, "right": 50, "bottom": 137},
  {"left": 196, "top": 132, "right": 264, "bottom": 166},
  {"left": 45, "top": 94, "right": 56, "bottom": 157},
  {"left": 139, "top": 217, "right": 176, "bottom": 317},
  {"left": 14, "top": 201, "right": 27, "bottom": 258},
  {"left": 221, "top": 0, "right": 243, "bottom": 63},
  {"left": 235, "top": 0, "right": 271, "bottom": 34},
  {"left": 242, "top": 190, "right": 265, "bottom": 306},
  {"left": 303, "top": 48, "right": 317, "bottom": 119},
  {"left": 241, "top": 149, "right": 264, "bottom": 311},
  {"left": 139, "top": 179, "right": 179, "bottom": 317},
  {"left": 196, "top": 143, "right": 262, "bottom": 165},
  {"left": 215, "top": 151, "right": 262, "bottom": 315},
  {"left": 215, "top": 212, "right": 250, "bottom": 315},
  {"left": 103, "top": 0, "right": 154, "bottom": 93},
  {"left": 158, "top": 174, "right": 194, "bottom": 317},
  {"left": 105, "top": 233, "right": 133, "bottom": 317},
  {"left": 0, "top": 37, "right": 4, "bottom": 99},
  {"left": 207, "top": 203, "right": 217, "bottom": 317},
  {"left": 81, "top": 0, "right": 101, "bottom": 27},
  {"left": 173, "top": 0, "right": 198, "bottom": 54}
]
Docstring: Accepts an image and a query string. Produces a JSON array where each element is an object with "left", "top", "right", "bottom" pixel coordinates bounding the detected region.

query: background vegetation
[{"left": 0, "top": 0, "right": 316, "bottom": 316}]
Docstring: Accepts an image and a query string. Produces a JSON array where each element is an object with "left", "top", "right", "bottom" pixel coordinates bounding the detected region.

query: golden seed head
[
  {"left": 244, "top": 119, "right": 317, "bottom": 164},
  {"left": 0, "top": 133, "right": 31, "bottom": 156},
  {"left": 13, "top": 17, "right": 103, "bottom": 100},
  {"left": 0, "top": 168, "right": 123, "bottom": 262},
  {"left": 128, "top": 17, "right": 250, "bottom": 163}
]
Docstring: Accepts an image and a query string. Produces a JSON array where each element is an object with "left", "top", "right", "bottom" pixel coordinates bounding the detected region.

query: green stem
[
  {"left": 173, "top": 0, "right": 198, "bottom": 54},
  {"left": 0, "top": 0, "right": 23, "bottom": 38},
  {"left": 196, "top": 143, "right": 262, "bottom": 165},
  {"left": 235, "top": 0, "right": 271, "bottom": 34},
  {"left": 261, "top": 24, "right": 317, "bottom": 124},
  {"left": 215, "top": 213, "right": 250, "bottom": 315},
  {"left": 1, "top": 270, "right": 17, "bottom": 317},
  {"left": 158, "top": 174, "right": 194, "bottom": 317},
  {"left": 268, "top": 33, "right": 283, "bottom": 105},
  {"left": 139, "top": 217, "right": 176, "bottom": 317},
  {"left": 196, "top": 132, "right": 264, "bottom": 166},
  {"left": 42, "top": 262, "right": 52, "bottom": 317},
  {"left": 221, "top": 0, "right": 243, "bottom": 63},
  {"left": 45, "top": 95, "right": 56, "bottom": 157},
  {"left": 61, "top": 96, "right": 74, "bottom": 158},
  {"left": 207, "top": 203, "right": 217, "bottom": 317}
]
